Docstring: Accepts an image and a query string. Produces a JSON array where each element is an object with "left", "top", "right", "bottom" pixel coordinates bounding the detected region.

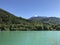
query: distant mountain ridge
[
  {"left": 29, "top": 16, "right": 60, "bottom": 25},
  {"left": 29, "top": 16, "right": 47, "bottom": 21}
]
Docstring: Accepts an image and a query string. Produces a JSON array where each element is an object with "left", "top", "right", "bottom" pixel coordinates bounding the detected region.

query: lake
[{"left": 0, "top": 31, "right": 60, "bottom": 45}]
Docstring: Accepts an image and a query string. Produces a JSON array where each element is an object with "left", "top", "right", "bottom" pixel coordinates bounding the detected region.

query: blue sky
[{"left": 0, "top": 0, "right": 60, "bottom": 18}]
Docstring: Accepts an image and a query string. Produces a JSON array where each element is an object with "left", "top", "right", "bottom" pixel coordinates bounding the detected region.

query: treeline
[{"left": 0, "top": 23, "right": 60, "bottom": 31}]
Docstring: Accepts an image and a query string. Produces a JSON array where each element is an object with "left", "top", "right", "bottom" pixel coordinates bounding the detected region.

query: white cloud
[{"left": 34, "top": 15, "right": 38, "bottom": 17}]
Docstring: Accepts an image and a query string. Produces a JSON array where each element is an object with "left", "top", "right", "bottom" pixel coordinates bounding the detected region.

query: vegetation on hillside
[{"left": 0, "top": 9, "right": 60, "bottom": 31}]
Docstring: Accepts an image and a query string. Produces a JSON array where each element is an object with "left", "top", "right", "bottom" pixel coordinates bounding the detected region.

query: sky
[{"left": 0, "top": 0, "right": 60, "bottom": 18}]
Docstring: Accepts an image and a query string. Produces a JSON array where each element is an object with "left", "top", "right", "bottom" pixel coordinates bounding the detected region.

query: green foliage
[{"left": 0, "top": 9, "right": 60, "bottom": 31}]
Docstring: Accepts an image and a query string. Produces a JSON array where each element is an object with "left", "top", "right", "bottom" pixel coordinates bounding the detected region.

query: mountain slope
[
  {"left": 29, "top": 16, "right": 60, "bottom": 25},
  {"left": 0, "top": 9, "right": 29, "bottom": 24},
  {"left": 29, "top": 16, "right": 47, "bottom": 21},
  {"left": 0, "top": 9, "right": 37, "bottom": 31},
  {"left": 0, "top": 9, "right": 60, "bottom": 31}
]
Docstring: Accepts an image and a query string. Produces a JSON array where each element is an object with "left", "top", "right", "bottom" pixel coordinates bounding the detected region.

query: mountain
[
  {"left": 0, "top": 9, "right": 29, "bottom": 24},
  {"left": 29, "top": 16, "right": 60, "bottom": 25},
  {"left": 29, "top": 16, "right": 47, "bottom": 21},
  {"left": 0, "top": 8, "right": 60, "bottom": 31},
  {"left": 0, "top": 9, "right": 34, "bottom": 31}
]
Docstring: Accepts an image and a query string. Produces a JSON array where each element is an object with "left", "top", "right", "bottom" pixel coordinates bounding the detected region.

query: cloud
[{"left": 34, "top": 15, "right": 38, "bottom": 17}]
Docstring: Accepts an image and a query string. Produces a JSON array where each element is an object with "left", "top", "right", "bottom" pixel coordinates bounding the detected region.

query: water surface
[{"left": 0, "top": 31, "right": 59, "bottom": 45}]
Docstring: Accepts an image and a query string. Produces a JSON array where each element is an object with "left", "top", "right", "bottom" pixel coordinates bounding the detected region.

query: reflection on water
[
  {"left": 0, "top": 31, "right": 59, "bottom": 45},
  {"left": 49, "top": 38, "right": 57, "bottom": 45}
]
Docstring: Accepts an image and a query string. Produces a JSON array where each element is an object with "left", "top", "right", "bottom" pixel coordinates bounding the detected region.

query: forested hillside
[{"left": 0, "top": 9, "right": 60, "bottom": 31}]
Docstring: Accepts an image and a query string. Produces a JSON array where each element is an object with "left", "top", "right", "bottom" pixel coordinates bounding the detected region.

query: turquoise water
[{"left": 0, "top": 31, "right": 59, "bottom": 45}]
